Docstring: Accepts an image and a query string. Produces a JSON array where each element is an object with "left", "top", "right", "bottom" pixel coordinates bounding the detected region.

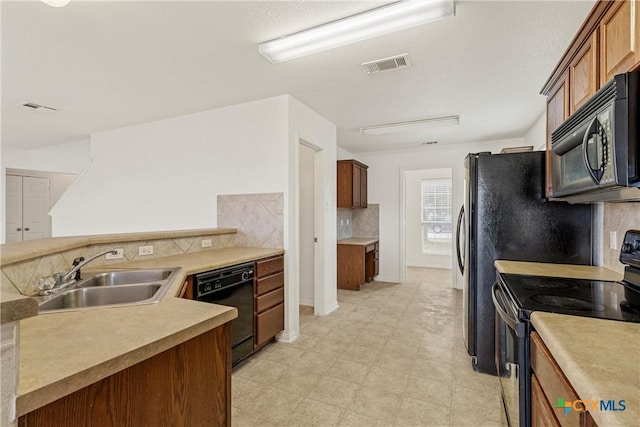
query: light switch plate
[
  {"left": 139, "top": 245, "right": 154, "bottom": 256},
  {"left": 610, "top": 231, "right": 617, "bottom": 250},
  {"left": 201, "top": 239, "right": 212, "bottom": 248}
]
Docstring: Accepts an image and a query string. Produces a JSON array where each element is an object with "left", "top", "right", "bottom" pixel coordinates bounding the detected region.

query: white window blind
[{"left": 421, "top": 179, "right": 453, "bottom": 254}]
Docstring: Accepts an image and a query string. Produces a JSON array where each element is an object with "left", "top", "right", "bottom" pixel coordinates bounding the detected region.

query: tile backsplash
[
  {"left": 337, "top": 204, "right": 380, "bottom": 240},
  {"left": 353, "top": 204, "right": 380, "bottom": 238},
  {"left": 337, "top": 209, "right": 352, "bottom": 240},
  {"left": 602, "top": 202, "right": 640, "bottom": 274},
  {"left": 217, "top": 193, "right": 284, "bottom": 249},
  {"left": 1, "top": 232, "right": 236, "bottom": 296}
]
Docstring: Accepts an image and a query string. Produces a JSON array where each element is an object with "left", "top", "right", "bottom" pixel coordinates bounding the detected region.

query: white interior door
[
  {"left": 5, "top": 175, "right": 23, "bottom": 243},
  {"left": 299, "top": 144, "right": 316, "bottom": 306},
  {"left": 5, "top": 175, "right": 51, "bottom": 242},
  {"left": 22, "top": 176, "right": 51, "bottom": 240}
]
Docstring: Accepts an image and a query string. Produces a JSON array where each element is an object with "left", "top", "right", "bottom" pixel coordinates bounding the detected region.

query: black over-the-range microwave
[{"left": 550, "top": 70, "right": 640, "bottom": 203}]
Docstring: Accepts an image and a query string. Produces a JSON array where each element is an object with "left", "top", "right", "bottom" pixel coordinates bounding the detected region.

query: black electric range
[
  {"left": 494, "top": 229, "right": 640, "bottom": 427},
  {"left": 498, "top": 274, "right": 640, "bottom": 323}
]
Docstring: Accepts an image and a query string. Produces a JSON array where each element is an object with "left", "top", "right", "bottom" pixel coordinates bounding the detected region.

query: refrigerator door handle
[{"left": 456, "top": 205, "right": 465, "bottom": 274}]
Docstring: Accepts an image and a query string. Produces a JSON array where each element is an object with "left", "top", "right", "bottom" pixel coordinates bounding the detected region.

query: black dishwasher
[{"left": 193, "top": 262, "right": 254, "bottom": 367}]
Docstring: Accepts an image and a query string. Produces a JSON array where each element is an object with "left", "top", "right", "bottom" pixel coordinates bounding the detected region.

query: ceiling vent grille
[
  {"left": 21, "top": 102, "right": 58, "bottom": 111},
  {"left": 362, "top": 53, "right": 410, "bottom": 74}
]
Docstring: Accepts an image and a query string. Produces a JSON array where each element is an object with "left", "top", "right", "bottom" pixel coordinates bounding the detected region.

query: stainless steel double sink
[{"left": 36, "top": 268, "right": 180, "bottom": 313}]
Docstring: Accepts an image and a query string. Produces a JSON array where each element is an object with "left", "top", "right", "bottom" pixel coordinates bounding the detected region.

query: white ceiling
[{"left": 2, "top": 0, "right": 595, "bottom": 152}]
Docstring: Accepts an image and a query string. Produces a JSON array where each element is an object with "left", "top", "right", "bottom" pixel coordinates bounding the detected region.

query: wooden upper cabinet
[
  {"left": 600, "top": 0, "right": 640, "bottom": 85},
  {"left": 337, "top": 160, "right": 369, "bottom": 209},
  {"left": 570, "top": 31, "right": 599, "bottom": 113}
]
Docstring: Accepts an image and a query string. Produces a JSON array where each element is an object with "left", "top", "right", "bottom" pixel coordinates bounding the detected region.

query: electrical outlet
[
  {"left": 610, "top": 231, "right": 617, "bottom": 250},
  {"left": 106, "top": 249, "right": 124, "bottom": 260},
  {"left": 340, "top": 219, "right": 344, "bottom": 226},
  {"left": 346, "top": 219, "right": 350, "bottom": 225},
  {"left": 139, "top": 245, "right": 154, "bottom": 256},
  {"left": 202, "top": 239, "right": 212, "bottom": 248}
]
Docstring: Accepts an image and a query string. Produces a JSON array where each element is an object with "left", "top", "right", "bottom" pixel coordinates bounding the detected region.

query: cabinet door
[
  {"left": 600, "top": 0, "right": 640, "bottom": 85},
  {"left": 570, "top": 31, "right": 599, "bottom": 114},
  {"left": 352, "top": 163, "right": 362, "bottom": 208},
  {"left": 360, "top": 166, "right": 368, "bottom": 207},
  {"left": 256, "top": 302, "right": 284, "bottom": 347},
  {"left": 531, "top": 374, "right": 560, "bottom": 427},
  {"left": 337, "top": 161, "right": 354, "bottom": 208},
  {"left": 545, "top": 73, "right": 569, "bottom": 197}
]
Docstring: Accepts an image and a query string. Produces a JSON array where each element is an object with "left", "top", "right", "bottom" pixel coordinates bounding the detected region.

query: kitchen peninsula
[{"left": 1, "top": 229, "right": 284, "bottom": 426}]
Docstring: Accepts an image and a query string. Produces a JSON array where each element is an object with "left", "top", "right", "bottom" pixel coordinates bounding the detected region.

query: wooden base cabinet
[
  {"left": 254, "top": 255, "right": 285, "bottom": 348},
  {"left": 337, "top": 241, "right": 379, "bottom": 290},
  {"left": 18, "top": 324, "right": 232, "bottom": 427},
  {"left": 530, "top": 332, "right": 597, "bottom": 427}
]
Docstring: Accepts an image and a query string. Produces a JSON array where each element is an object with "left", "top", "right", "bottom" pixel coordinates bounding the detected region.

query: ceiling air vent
[
  {"left": 362, "top": 53, "right": 410, "bottom": 74},
  {"left": 21, "top": 102, "right": 58, "bottom": 111},
  {"left": 421, "top": 141, "right": 439, "bottom": 146}
]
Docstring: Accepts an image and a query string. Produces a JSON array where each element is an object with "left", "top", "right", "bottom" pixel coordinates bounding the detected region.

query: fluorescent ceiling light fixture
[
  {"left": 41, "top": 0, "right": 71, "bottom": 7},
  {"left": 258, "top": 0, "right": 454, "bottom": 63},
  {"left": 361, "top": 115, "right": 460, "bottom": 135}
]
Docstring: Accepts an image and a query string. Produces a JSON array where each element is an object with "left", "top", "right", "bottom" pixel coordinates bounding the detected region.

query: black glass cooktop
[{"left": 499, "top": 274, "right": 640, "bottom": 323}]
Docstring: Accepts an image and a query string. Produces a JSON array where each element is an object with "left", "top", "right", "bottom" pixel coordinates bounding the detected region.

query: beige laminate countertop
[
  {"left": 531, "top": 312, "right": 640, "bottom": 427},
  {"left": 1, "top": 291, "right": 37, "bottom": 324},
  {"left": 16, "top": 246, "right": 283, "bottom": 417},
  {"left": 494, "top": 260, "right": 623, "bottom": 281},
  {"left": 337, "top": 237, "right": 379, "bottom": 246}
]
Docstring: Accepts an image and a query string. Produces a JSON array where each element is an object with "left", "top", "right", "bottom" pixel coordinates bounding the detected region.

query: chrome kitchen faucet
[{"left": 38, "top": 250, "right": 117, "bottom": 296}]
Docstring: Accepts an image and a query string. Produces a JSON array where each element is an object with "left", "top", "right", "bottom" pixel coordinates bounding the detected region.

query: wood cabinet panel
[
  {"left": 256, "top": 302, "right": 284, "bottom": 347},
  {"left": 256, "top": 286, "right": 284, "bottom": 312},
  {"left": 254, "top": 255, "right": 285, "bottom": 349},
  {"left": 19, "top": 324, "right": 232, "bottom": 427},
  {"left": 570, "top": 32, "right": 599, "bottom": 113},
  {"left": 256, "top": 256, "right": 284, "bottom": 278},
  {"left": 337, "top": 160, "right": 368, "bottom": 209},
  {"left": 600, "top": 0, "right": 639, "bottom": 85},
  {"left": 532, "top": 374, "right": 561, "bottom": 427},
  {"left": 256, "top": 271, "right": 284, "bottom": 296},
  {"left": 337, "top": 242, "right": 378, "bottom": 290},
  {"left": 179, "top": 275, "right": 193, "bottom": 299}
]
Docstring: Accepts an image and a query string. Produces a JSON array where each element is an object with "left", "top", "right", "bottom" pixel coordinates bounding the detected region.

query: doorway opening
[
  {"left": 298, "top": 143, "right": 316, "bottom": 309},
  {"left": 403, "top": 168, "right": 453, "bottom": 274}
]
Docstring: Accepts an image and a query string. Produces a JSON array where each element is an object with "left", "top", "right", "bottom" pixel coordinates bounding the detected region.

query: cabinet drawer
[
  {"left": 256, "top": 302, "right": 284, "bottom": 347},
  {"left": 365, "top": 244, "right": 376, "bottom": 253},
  {"left": 256, "top": 271, "right": 284, "bottom": 296},
  {"left": 256, "top": 256, "right": 284, "bottom": 278},
  {"left": 530, "top": 332, "right": 582, "bottom": 427},
  {"left": 256, "top": 286, "right": 284, "bottom": 313}
]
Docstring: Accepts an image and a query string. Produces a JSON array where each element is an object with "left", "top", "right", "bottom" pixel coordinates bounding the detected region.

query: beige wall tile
[
  {"left": 2, "top": 258, "right": 39, "bottom": 294},
  {"left": 217, "top": 193, "right": 284, "bottom": 249},
  {"left": 603, "top": 203, "right": 640, "bottom": 273}
]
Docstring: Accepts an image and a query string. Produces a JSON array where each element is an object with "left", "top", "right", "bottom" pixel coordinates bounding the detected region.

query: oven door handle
[{"left": 492, "top": 282, "right": 518, "bottom": 330}]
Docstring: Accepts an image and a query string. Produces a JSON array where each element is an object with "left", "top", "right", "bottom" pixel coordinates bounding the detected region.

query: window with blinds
[{"left": 421, "top": 178, "right": 453, "bottom": 254}]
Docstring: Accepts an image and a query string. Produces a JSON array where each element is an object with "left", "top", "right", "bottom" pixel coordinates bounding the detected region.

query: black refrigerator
[{"left": 456, "top": 151, "right": 592, "bottom": 374}]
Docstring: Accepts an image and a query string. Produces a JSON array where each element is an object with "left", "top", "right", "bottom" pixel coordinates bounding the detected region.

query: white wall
[
  {"left": 405, "top": 168, "right": 452, "bottom": 269},
  {"left": 524, "top": 113, "right": 546, "bottom": 150},
  {"left": 2, "top": 139, "right": 90, "bottom": 174},
  {"left": 337, "top": 146, "right": 355, "bottom": 161},
  {"left": 356, "top": 138, "right": 525, "bottom": 288},
  {"left": 52, "top": 97, "right": 289, "bottom": 236}
]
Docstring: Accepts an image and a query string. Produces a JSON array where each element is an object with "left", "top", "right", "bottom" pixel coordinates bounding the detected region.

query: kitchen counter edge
[
  {"left": 494, "top": 260, "right": 622, "bottom": 281},
  {"left": 337, "top": 237, "right": 379, "bottom": 246}
]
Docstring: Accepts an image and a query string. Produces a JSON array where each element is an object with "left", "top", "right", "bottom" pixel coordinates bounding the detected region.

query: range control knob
[
  {"left": 621, "top": 243, "right": 633, "bottom": 254},
  {"left": 242, "top": 271, "right": 250, "bottom": 281},
  {"left": 633, "top": 240, "right": 640, "bottom": 251}
]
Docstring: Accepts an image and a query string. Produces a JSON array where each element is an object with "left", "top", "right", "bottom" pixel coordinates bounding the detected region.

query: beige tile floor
[{"left": 232, "top": 267, "right": 502, "bottom": 426}]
